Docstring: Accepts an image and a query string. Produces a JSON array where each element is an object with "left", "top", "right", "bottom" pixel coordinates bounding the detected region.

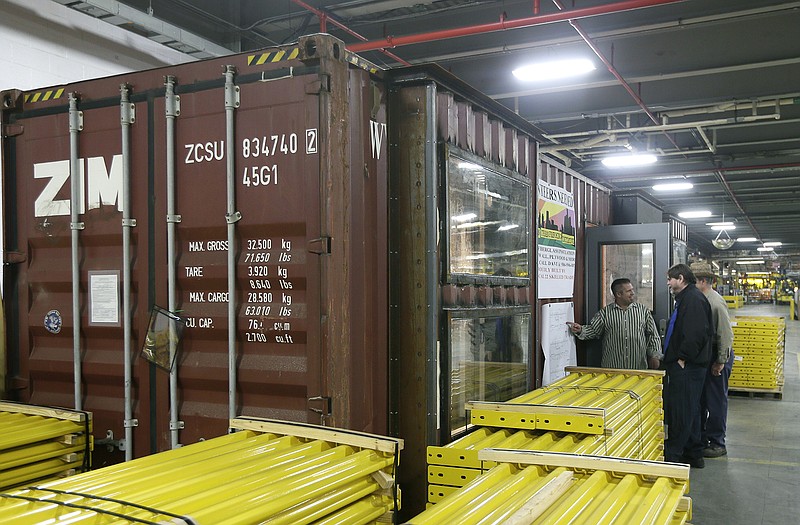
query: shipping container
[{"left": 1, "top": 34, "right": 389, "bottom": 463}]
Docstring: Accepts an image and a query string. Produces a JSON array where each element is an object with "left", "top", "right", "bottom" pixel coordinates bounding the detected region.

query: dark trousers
[
  {"left": 701, "top": 351, "right": 734, "bottom": 448},
  {"left": 664, "top": 361, "right": 707, "bottom": 461}
]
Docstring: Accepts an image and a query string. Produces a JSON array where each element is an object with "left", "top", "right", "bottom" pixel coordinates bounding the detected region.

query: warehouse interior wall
[
  {"left": 0, "top": 0, "right": 194, "bottom": 93},
  {"left": 0, "top": 0, "right": 195, "bottom": 299}
]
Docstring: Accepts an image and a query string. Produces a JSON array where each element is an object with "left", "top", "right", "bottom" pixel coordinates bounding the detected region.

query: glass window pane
[
  {"left": 447, "top": 152, "right": 530, "bottom": 281},
  {"left": 449, "top": 313, "right": 530, "bottom": 436},
  {"left": 600, "top": 243, "right": 654, "bottom": 310}
]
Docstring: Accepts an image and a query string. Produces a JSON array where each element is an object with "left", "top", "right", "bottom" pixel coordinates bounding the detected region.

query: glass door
[{"left": 584, "top": 223, "right": 671, "bottom": 366}]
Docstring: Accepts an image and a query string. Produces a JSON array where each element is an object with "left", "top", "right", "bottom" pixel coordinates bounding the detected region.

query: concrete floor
[{"left": 688, "top": 303, "right": 800, "bottom": 525}]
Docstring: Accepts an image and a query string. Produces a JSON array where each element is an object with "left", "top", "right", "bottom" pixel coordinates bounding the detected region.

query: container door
[
  {"left": 584, "top": 223, "right": 670, "bottom": 366},
  {"left": 166, "top": 74, "right": 324, "bottom": 443}
]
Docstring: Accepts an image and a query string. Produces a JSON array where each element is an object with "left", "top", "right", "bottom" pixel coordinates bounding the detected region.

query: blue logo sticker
[{"left": 45, "top": 310, "right": 62, "bottom": 334}]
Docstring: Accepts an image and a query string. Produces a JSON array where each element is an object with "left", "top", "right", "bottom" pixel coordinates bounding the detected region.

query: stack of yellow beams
[
  {"left": 0, "top": 417, "right": 402, "bottom": 525},
  {"left": 723, "top": 295, "right": 744, "bottom": 309},
  {"left": 428, "top": 368, "right": 664, "bottom": 503},
  {"left": 0, "top": 402, "right": 92, "bottom": 491},
  {"left": 730, "top": 316, "right": 785, "bottom": 391},
  {"left": 410, "top": 450, "right": 691, "bottom": 525}
]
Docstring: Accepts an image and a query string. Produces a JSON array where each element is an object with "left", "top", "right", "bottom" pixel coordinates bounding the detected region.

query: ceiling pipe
[
  {"left": 290, "top": 0, "right": 410, "bottom": 66},
  {"left": 348, "top": 0, "right": 685, "bottom": 53},
  {"left": 662, "top": 97, "right": 799, "bottom": 119},
  {"left": 695, "top": 127, "right": 716, "bottom": 154},
  {"left": 550, "top": 0, "right": 683, "bottom": 154},
  {"left": 540, "top": 134, "right": 618, "bottom": 153},
  {"left": 545, "top": 113, "right": 780, "bottom": 140},
  {"left": 601, "top": 162, "right": 800, "bottom": 183},
  {"left": 551, "top": 0, "right": 658, "bottom": 126}
]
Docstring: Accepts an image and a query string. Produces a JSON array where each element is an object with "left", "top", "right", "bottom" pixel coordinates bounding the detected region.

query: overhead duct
[{"left": 53, "top": 0, "right": 232, "bottom": 58}]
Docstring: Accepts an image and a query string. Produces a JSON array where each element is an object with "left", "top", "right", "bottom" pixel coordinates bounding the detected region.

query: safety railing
[
  {"left": 0, "top": 402, "right": 92, "bottom": 491},
  {"left": 0, "top": 417, "right": 402, "bottom": 525}
]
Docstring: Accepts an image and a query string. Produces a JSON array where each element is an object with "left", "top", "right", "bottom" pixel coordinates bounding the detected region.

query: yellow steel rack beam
[
  {"left": 428, "top": 367, "right": 666, "bottom": 499},
  {"left": 0, "top": 417, "right": 402, "bottom": 525},
  {"left": 0, "top": 402, "right": 92, "bottom": 491},
  {"left": 409, "top": 450, "right": 690, "bottom": 525}
]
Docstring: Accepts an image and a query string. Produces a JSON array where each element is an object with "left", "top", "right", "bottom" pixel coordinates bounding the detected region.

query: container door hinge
[
  {"left": 306, "top": 74, "right": 331, "bottom": 94},
  {"left": 3, "top": 124, "right": 24, "bottom": 137},
  {"left": 308, "top": 236, "right": 331, "bottom": 255},
  {"left": 4, "top": 251, "right": 27, "bottom": 264},
  {"left": 308, "top": 396, "right": 332, "bottom": 425}
]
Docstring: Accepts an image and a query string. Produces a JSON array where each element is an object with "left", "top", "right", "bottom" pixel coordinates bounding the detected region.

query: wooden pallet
[{"left": 729, "top": 385, "right": 783, "bottom": 400}]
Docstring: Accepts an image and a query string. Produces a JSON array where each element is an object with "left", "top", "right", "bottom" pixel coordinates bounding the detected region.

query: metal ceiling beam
[
  {"left": 494, "top": 57, "right": 800, "bottom": 100},
  {"left": 347, "top": 0, "right": 684, "bottom": 53},
  {"left": 544, "top": 114, "right": 780, "bottom": 141},
  {"left": 55, "top": 0, "right": 232, "bottom": 57}
]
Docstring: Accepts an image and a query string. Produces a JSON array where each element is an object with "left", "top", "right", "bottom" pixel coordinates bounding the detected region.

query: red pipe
[
  {"left": 550, "top": 0, "right": 683, "bottom": 152},
  {"left": 291, "top": 0, "right": 410, "bottom": 65},
  {"left": 552, "top": 0, "right": 659, "bottom": 126},
  {"left": 348, "top": 0, "right": 684, "bottom": 52}
]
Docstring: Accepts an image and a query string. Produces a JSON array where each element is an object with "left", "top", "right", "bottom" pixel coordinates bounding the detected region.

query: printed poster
[
  {"left": 537, "top": 180, "right": 577, "bottom": 299},
  {"left": 541, "top": 302, "right": 577, "bottom": 386}
]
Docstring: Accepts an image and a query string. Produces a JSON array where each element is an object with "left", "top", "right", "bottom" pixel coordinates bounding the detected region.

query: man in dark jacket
[{"left": 663, "top": 263, "right": 713, "bottom": 468}]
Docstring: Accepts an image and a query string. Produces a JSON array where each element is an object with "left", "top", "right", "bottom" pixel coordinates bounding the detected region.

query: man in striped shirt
[{"left": 567, "top": 278, "right": 662, "bottom": 370}]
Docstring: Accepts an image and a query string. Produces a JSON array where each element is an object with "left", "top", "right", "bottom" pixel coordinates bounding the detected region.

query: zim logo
[{"left": 34, "top": 155, "right": 123, "bottom": 218}]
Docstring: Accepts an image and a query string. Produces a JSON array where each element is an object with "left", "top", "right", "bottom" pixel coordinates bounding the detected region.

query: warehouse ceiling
[{"left": 56, "top": 0, "right": 800, "bottom": 271}]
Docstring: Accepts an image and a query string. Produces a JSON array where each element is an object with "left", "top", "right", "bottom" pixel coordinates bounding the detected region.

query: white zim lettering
[{"left": 34, "top": 156, "right": 123, "bottom": 218}]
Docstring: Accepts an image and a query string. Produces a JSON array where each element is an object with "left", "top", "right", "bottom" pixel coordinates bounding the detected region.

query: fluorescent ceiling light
[
  {"left": 601, "top": 153, "right": 657, "bottom": 168},
  {"left": 735, "top": 260, "right": 764, "bottom": 264},
  {"left": 711, "top": 225, "right": 736, "bottom": 231},
  {"left": 706, "top": 221, "right": 734, "bottom": 227},
  {"left": 677, "top": 210, "right": 712, "bottom": 219},
  {"left": 763, "top": 242, "right": 782, "bottom": 247},
  {"left": 512, "top": 59, "right": 595, "bottom": 81},
  {"left": 737, "top": 237, "right": 757, "bottom": 242},
  {"left": 652, "top": 182, "right": 693, "bottom": 191},
  {"left": 757, "top": 246, "right": 774, "bottom": 252},
  {"left": 497, "top": 224, "right": 519, "bottom": 231}
]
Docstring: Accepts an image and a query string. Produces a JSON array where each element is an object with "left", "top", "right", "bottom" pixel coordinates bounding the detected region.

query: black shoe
[
  {"left": 703, "top": 445, "right": 727, "bottom": 458},
  {"left": 683, "top": 456, "right": 705, "bottom": 469}
]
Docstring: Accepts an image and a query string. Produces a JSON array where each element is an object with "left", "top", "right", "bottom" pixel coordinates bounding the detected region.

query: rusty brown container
[
  {"left": 1, "top": 34, "right": 388, "bottom": 461},
  {"left": 387, "top": 66, "right": 539, "bottom": 516}
]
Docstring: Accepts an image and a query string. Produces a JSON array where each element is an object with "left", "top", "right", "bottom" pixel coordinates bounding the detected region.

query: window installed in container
[
  {"left": 447, "top": 309, "right": 531, "bottom": 437},
  {"left": 444, "top": 146, "right": 531, "bottom": 285}
]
